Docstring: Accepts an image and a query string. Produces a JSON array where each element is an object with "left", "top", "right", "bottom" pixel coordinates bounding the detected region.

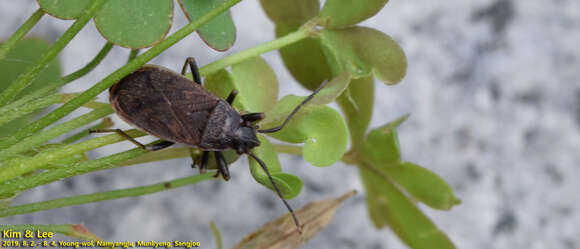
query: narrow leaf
[
  {"left": 359, "top": 166, "right": 456, "bottom": 249},
  {"left": 361, "top": 114, "right": 409, "bottom": 164},
  {"left": 232, "top": 190, "right": 356, "bottom": 249},
  {"left": 383, "top": 162, "right": 461, "bottom": 210},
  {"left": 178, "top": 0, "right": 236, "bottom": 51}
]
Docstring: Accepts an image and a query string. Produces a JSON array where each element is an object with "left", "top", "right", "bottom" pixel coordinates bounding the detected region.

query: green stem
[
  {"left": 0, "top": 8, "right": 45, "bottom": 61},
  {"left": 116, "top": 147, "right": 191, "bottom": 166},
  {"left": 0, "top": 128, "right": 145, "bottom": 185},
  {"left": 274, "top": 144, "right": 303, "bottom": 155},
  {"left": 0, "top": 94, "right": 61, "bottom": 127},
  {"left": 0, "top": 173, "right": 214, "bottom": 218},
  {"left": 0, "top": 42, "right": 114, "bottom": 130},
  {"left": 0, "top": 106, "right": 113, "bottom": 163},
  {"left": 200, "top": 27, "right": 310, "bottom": 76},
  {"left": 0, "top": 93, "right": 108, "bottom": 127},
  {"left": 127, "top": 49, "right": 139, "bottom": 63},
  {"left": 0, "top": 0, "right": 106, "bottom": 106},
  {"left": 0, "top": 224, "right": 103, "bottom": 241},
  {"left": 1, "top": 0, "right": 242, "bottom": 149}
]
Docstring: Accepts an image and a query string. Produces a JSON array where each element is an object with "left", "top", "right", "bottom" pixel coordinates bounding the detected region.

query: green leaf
[
  {"left": 309, "top": 71, "right": 351, "bottom": 105},
  {"left": 230, "top": 57, "right": 279, "bottom": 113},
  {"left": 321, "top": 27, "right": 407, "bottom": 85},
  {"left": 29, "top": 144, "right": 88, "bottom": 169},
  {"left": 0, "top": 38, "right": 61, "bottom": 137},
  {"left": 261, "top": 96, "right": 348, "bottom": 166},
  {"left": 318, "top": 0, "right": 388, "bottom": 28},
  {"left": 205, "top": 56, "right": 279, "bottom": 113},
  {"left": 250, "top": 135, "right": 303, "bottom": 199},
  {"left": 203, "top": 68, "right": 234, "bottom": 99},
  {"left": 37, "top": 0, "right": 93, "bottom": 19},
  {"left": 337, "top": 75, "right": 374, "bottom": 147},
  {"left": 178, "top": 0, "right": 236, "bottom": 51},
  {"left": 361, "top": 114, "right": 409, "bottom": 164},
  {"left": 259, "top": 0, "right": 320, "bottom": 25},
  {"left": 94, "top": 0, "right": 173, "bottom": 48},
  {"left": 384, "top": 162, "right": 461, "bottom": 210},
  {"left": 359, "top": 166, "right": 456, "bottom": 249},
  {"left": 276, "top": 23, "right": 332, "bottom": 91}
]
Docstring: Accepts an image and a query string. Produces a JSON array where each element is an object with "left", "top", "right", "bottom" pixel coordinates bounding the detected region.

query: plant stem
[
  {"left": 200, "top": 27, "right": 310, "bottom": 76},
  {"left": 1, "top": 0, "right": 242, "bottom": 149},
  {"left": 0, "top": 8, "right": 45, "bottom": 61},
  {"left": 0, "top": 106, "right": 113, "bottom": 162},
  {"left": 0, "top": 0, "right": 106, "bottom": 106},
  {"left": 0, "top": 93, "right": 61, "bottom": 127},
  {"left": 0, "top": 128, "right": 145, "bottom": 185},
  {"left": 274, "top": 144, "right": 303, "bottom": 155},
  {"left": 127, "top": 49, "right": 139, "bottom": 63},
  {"left": 0, "top": 173, "right": 214, "bottom": 218},
  {"left": 0, "top": 224, "right": 104, "bottom": 241}
]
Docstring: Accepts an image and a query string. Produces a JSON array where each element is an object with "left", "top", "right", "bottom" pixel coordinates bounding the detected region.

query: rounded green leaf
[
  {"left": 321, "top": 27, "right": 407, "bottom": 85},
  {"left": 37, "top": 0, "right": 93, "bottom": 19},
  {"left": 262, "top": 96, "right": 348, "bottom": 166},
  {"left": 337, "top": 75, "right": 374, "bottom": 147},
  {"left": 178, "top": 0, "right": 236, "bottom": 51},
  {"left": 384, "top": 162, "right": 461, "bottom": 210},
  {"left": 230, "top": 57, "right": 279, "bottom": 113},
  {"left": 250, "top": 135, "right": 303, "bottom": 199},
  {"left": 203, "top": 68, "right": 235, "bottom": 99},
  {"left": 361, "top": 114, "right": 409, "bottom": 164},
  {"left": 259, "top": 0, "right": 320, "bottom": 25},
  {"left": 318, "top": 0, "right": 388, "bottom": 28},
  {"left": 276, "top": 23, "right": 332, "bottom": 91},
  {"left": 94, "top": 0, "right": 173, "bottom": 48},
  {"left": 204, "top": 56, "right": 279, "bottom": 113},
  {"left": 359, "top": 167, "right": 457, "bottom": 249},
  {"left": 0, "top": 38, "right": 61, "bottom": 137}
]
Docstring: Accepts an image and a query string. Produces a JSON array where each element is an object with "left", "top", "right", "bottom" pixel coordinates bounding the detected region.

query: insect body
[{"left": 92, "top": 58, "right": 324, "bottom": 232}]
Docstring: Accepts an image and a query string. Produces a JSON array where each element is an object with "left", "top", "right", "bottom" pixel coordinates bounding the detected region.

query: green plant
[{"left": 0, "top": 0, "right": 460, "bottom": 248}]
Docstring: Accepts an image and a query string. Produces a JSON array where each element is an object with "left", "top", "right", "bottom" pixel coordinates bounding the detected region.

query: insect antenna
[
  {"left": 247, "top": 152, "right": 302, "bottom": 233},
  {"left": 258, "top": 80, "right": 328, "bottom": 134}
]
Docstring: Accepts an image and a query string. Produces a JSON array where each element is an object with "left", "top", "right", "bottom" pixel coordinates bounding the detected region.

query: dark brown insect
[{"left": 91, "top": 57, "right": 325, "bottom": 232}]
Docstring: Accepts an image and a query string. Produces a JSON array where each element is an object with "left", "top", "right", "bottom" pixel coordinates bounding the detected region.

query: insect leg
[
  {"left": 146, "top": 140, "right": 174, "bottom": 151},
  {"left": 181, "top": 57, "right": 202, "bottom": 85},
  {"left": 214, "top": 151, "right": 230, "bottom": 181},
  {"left": 226, "top": 89, "right": 238, "bottom": 104},
  {"left": 199, "top": 151, "right": 210, "bottom": 174},
  {"left": 241, "top": 113, "right": 265, "bottom": 123},
  {"left": 89, "top": 129, "right": 148, "bottom": 150}
]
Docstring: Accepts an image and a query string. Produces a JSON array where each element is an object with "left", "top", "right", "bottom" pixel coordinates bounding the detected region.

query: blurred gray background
[{"left": 1, "top": 0, "right": 579, "bottom": 249}]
